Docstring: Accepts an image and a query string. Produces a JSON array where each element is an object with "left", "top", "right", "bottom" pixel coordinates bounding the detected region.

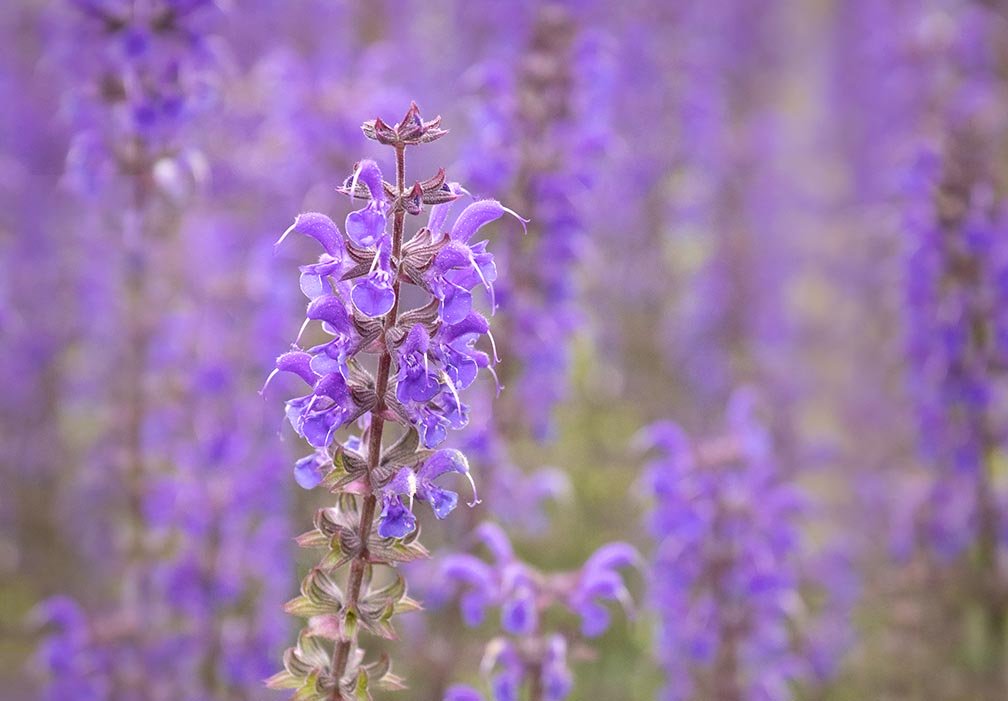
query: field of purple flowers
[{"left": 3, "top": 1, "right": 1008, "bottom": 700}]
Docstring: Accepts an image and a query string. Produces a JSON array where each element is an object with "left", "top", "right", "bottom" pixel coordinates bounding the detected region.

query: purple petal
[
  {"left": 397, "top": 371, "right": 440, "bottom": 403},
  {"left": 377, "top": 494, "right": 416, "bottom": 539},
  {"left": 460, "top": 591, "right": 489, "bottom": 627},
  {"left": 276, "top": 212, "right": 343, "bottom": 256},
  {"left": 583, "top": 542, "right": 642, "bottom": 573},
  {"left": 419, "top": 449, "right": 469, "bottom": 481},
  {"left": 427, "top": 182, "right": 464, "bottom": 234},
  {"left": 293, "top": 453, "right": 327, "bottom": 490},
  {"left": 301, "top": 409, "right": 340, "bottom": 448},
  {"left": 473, "top": 522, "right": 514, "bottom": 563},
  {"left": 314, "top": 372, "right": 350, "bottom": 401},
  {"left": 351, "top": 272, "right": 395, "bottom": 317},
  {"left": 350, "top": 158, "right": 386, "bottom": 201},
  {"left": 450, "top": 199, "right": 526, "bottom": 244},
  {"left": 306, "top": 295, "right": 352, "bottom": 334},
  {"left": 578, "top": 601, "right": 611, "bottom": 638},
  {"left": 401, "top": 324, "right": 430, "bottom": 355},
  {"left": 421, "top": 485, "right": 458, "bottom": 519},
  {"left": 501, "top": 589, "right": 537, "bottom": 635},
  {"left": 299, "top": 271, "right": 327, "bottom": 299},
  {"left": 262, "top": 351, "right": 316, "bottom": 393},
  {"left": 441, "top": 285, "right": 472, "bottom": 324},
  {"left": 443, "top": 686, "right": 484, "bottom": 701},
  {"left": 419, "top": 413, "right": 448, "bottom": 448},
  {"left": 345, "top": 205, "right": 387, "bottom": 248},
  {"left": 385, "top": 466, "right": 418, "bottom": 497},
  {"left": 491, "top": 673, "right": 520, "bottom": 701}
]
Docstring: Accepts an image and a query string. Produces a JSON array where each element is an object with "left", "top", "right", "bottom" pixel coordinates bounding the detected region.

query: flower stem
[
  {"left": 527, "top": 662, "right": 543, "bottom": 701},
  {"left": 712, "top": 498, "right": 742, "bottom": 701},
  {"left": 978, "top": 442, "right": 1005, "bottom": 694},
  {"left": 120, "top": 157, "right": 154, "bottom": 701},
  {"left": 124, "top": 173, "right": 150, "bottom": 571},
  {"left": 329, "top": 144, "right": 407, "bottom": 698}
]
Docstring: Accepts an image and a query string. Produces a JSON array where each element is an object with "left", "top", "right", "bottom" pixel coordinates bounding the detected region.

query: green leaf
[
  {"left": 369, "top": 536, "right": 430, "bottom": 564},
  {"left": 283, "top": 596, "right": 336, "bottom": 618},
  {"left": 364, "top": 653, "right": 392, "bottom": 680},
  {"left": 292, "top": 677, "right": 326, "bottom": 701},
  {"left": 394, "top": 595, "right": 422, "bottom": 615},
  {"left": 284, "top": 668, "right": 329, "bottom": 701},
  {"left": 320, "top": 549, "right": 354, "bottom": 571},
  {"left": 295, "top": 529, "right": 330, "bottom": 549},
  {"left": 354, "top": 668, "right": 371, "bottom": 701},
  {"left": 366, "top": 571, "right": 405, "bottom": 603},
  {"left": 357, "top": 599, "right": 399, "bottom": 640},
  {"left": 304, "top": 568, "right": 345, "bottom": 607},
  {"left": 374, "top": 673, "right": 407, "bottom": 692},
  {"left": 265, "top": 670, "right": 302, "bottom": 690},
  {"left": 343, "top": 609, "right": 358, "bottom": 642},
  {"left": 365, "top": 654, "right": 407, "bottom": 692},
  {"left": 321, "top": 450, "right": 351, "bottom": 492}
]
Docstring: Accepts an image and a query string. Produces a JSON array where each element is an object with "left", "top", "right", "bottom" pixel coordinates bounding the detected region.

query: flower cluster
[
  {"left": 641, "top": 389, "right": 848, "bottom": 701},
  {"left": 891, "top": 7, "right": 1008, "bottom": 688},
  {"left": 55, "top": 0, "right": 219, "bottom": 194},
  {"left": 459, "top": 403, "right": 570, "bottom": 533},
  {"left": 656, "top": 0, "right": 792, "bottom": 421},
  {"left": 898, "top": 1, "right": 1008, "bottom": 563},
  {"left": 439, "top": 522, "right": 638, "bottom": 701},
  {"left": 269, "top": 161, "right": 520, "bottom": 468},
  {"left": 266, "top": 104, "right": 516, "bottom": 699},
  {"left": 460, "top": 4, "right": 614, "bottom": 440},
  {"left": 32, "top": 4, "right": 292, "bottom": 699}
]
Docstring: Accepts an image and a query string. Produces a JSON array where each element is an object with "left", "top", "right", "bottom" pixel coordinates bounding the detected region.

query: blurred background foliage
[{"left": 4, "top": 0, "right": 1008, "bottom": 700}]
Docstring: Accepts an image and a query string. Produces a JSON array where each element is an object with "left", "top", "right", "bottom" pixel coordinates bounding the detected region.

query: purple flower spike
[
  {"left": 440, "top": 514, "right": 634, "bottom": 698},
  {"left": 643, "top": 392, "right": 849, "bottom": 697},
  {"left": 265, "top": 107, "right": 506, "bottom": 695}
]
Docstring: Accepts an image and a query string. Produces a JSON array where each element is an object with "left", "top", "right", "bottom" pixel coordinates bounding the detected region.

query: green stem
[{"left": 328, "top": 144, "right": 407, "bottom": 699}]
